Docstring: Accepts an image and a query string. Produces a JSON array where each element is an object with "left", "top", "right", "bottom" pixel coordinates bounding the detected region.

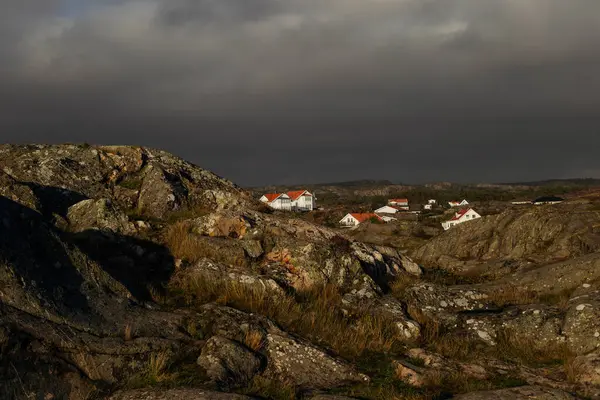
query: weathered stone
[
  {"left": 412, "top": 204, "right": 600, "bottom": 274},
  {"left": 570, "top": 351, "right": 600, "bottom": 385},
  {"left": 564, "top": 283, "right": 600, "bottom": 354},
  {"left": 264, "top": 333, "right": 369, "bottom": 390},
  {"left": 392, "top": 360, "right": 425, "bottom": 387},
  {"left": 67, "top": 198, "right": 133, "bottom": 234},
  {"left": 197, "top": 336, "right": 262, "bottom": 389},
  {"left": 192, "top": 213, "right": 250, "bottom": 239},
  {"left": 172, "top": 259, "right": 284, "bottom": 297},
  {"left": 108, "top": 389, "right": 253, "bottom": 400},
  {"left": 452, "top": 385, "right": 577, "bottom": 399}
]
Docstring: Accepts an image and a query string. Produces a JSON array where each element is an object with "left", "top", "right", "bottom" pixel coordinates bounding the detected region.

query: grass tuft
[{"left": 244, "top": 330, "right": 265, "bottom": 352}]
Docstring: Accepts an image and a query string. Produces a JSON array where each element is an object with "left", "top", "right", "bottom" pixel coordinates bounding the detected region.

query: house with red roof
[
  {"left": 448, "top": 199, "right": 469, "bottom": 207},
  {"left": 442, "top": 208, "right": 481, "bottom": 230},
  {"left": 339, "top": 213, "right": 384, "bottom": 227},
  {"left": 388, "top": 198, "right": 409, "bottom": 210},
  {"left": 287, "top": 190, "right": 315, "bottom": 211},
  {"left": 259, "top": 192, "right": 292, "bottom": 211}
]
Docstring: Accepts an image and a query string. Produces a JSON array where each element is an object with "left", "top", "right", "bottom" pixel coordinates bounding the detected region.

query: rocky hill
[
  {"left": 412, "top": 203, "right": 600, "bottom": 276},
  {"left": 1, "top": 145, "right": 599, "bottom": 400}
]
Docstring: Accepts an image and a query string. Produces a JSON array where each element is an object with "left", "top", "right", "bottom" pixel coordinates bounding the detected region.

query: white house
[
  {"left": 380, "top": 215, "right": 397, "bottom": 222},
  {"left": 260, "top": 193, "right": 292, "bottom": 211},
  {"left": 339, "top": 213, "right": 384, "bottom": 227},
  {"left": 448, "top": 200, "right": 469, "bottom": 207},
  {"left": 441, "top": 208, "right": 481, "bottom": 230},
  {"left": 375, "top": 205, "right": 401, "bottom": 214},
  {"left": 287, "top": 190, "right": 315, "bottom": 211},
  {"left": 428, "top": 199, "right": 437, "bottom": 205},
  {"left": 388, "top": 198, "right": 409, "bottom": 210},
  {"left": 424, "top": 204, "right": 433, "bottom": 210}
]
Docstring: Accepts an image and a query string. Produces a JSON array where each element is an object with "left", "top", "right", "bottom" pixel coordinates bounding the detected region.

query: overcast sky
[{"left": 1, "top": 0, "right": 599, "bottom": 186}]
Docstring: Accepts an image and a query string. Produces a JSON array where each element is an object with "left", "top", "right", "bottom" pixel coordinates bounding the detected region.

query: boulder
[
  {"left": 563, "top": 283, "right": 600, "bottom": 354},
  {"left": 0, "top": 170, "right": 41, "bottom": 212},
  {"left": 264, "top": 333, "right": 369, "bottom": 390},
  {"left": 195, "top": 304, "right": 368, "bottom": 390},
  {"left": 197, "top": 336, "right": 263, "bottom": 389},
  {"left": 67, "top": 198, "right": 133, "bottom": 234}
]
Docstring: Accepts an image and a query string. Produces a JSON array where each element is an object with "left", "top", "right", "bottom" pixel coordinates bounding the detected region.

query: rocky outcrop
[
  {"left": 194, "top": 304, "right": 369, "bottom": 390},
  {"left": 452, "top": 385, "right": 577, "bottom": 399},
  {"left": 67, "top": 198, "right": 134, "bottom": 234},
  {"left": 412, "top": 204, "right": 600, "bottom": 273},
  {"left": 197, "top": 336, "right": 263, "bottom": 389},
  {"left": 109, "top": 389, "right": 253, "bottom": 400},
  {"left": 563, "top": 283, "right": 600, "bottom": 354},
  {"left": 3, "top": 144, "right": 597, "bottom": 399},
  {"left": 0, "top": 144, "right": 256, "bottom": 220}
]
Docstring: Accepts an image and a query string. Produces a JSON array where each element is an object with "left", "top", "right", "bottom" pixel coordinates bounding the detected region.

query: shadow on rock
[
  {"left": 64, "top": 229, "right": 175, "bottom": 302},
  {"left": 0, "top": 196, "right": 91, "bottom": 316}
]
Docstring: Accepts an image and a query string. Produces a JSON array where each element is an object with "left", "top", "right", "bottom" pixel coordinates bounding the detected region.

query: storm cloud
[{"left": 1, "top": 0, "right": 599, "bottom": 185}]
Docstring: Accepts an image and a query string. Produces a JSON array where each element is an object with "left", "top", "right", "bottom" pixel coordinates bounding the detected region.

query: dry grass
[
  {"left": 485, "top": 285, "right": 539, "bottom": 307},
  {"left": 492, "top": 329, "right": 573, "bottom": 367},
  {"left": 173, "top": 276, "right": 405, "bottom": 359},
  {"left": 564, "top": 356, "right": 586, "bottom": 383},
  {"left": 124, "top": 324, "right": 133, "bottom": 341},
  {"left": 148, "top": 352, "right": 170, "bottom": 383},
  {"left": 240, "top": 375, "right": 297, "bottom": 400},
  {"left": 163, "top": 221, "right": 247, "bottom": 265},
  {"left": 244, "top": 330, "right": 266, "bottom": 352},
  {"left": 390, "top": 274, "right": 419, "bottom": 300},
  {"left": 485, "top": 285, "right": 575, "bottom": 309}
]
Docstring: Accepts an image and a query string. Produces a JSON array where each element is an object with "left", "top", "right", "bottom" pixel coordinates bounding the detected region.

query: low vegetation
[{"left": 171, "top": 276, "right": 404, "bottom": 359}]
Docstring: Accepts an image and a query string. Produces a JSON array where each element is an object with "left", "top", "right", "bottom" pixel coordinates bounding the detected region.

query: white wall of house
[
  {"left": 260, "top": 195, "right": 292, "bottom": 211},
  {"left": 424, "top": 204, "right": 433, "bottom": 210},
  {"left": 380, "top": 215, "right": 397, "bottom": 222},
  {"left": 442, "top": 208, "right": 481, "bottom": 230},
  {"left": 460, "top": 200, "right": 469, "bottom": 206},
  {"left": 428, "top": 199, "right": 437, "bottom": 205},
  {"left": 339, "top": 214, "right": 359, "bottom": 227},
  {"left": 291, "top": 193, "right": 314, "bottom": 211}
]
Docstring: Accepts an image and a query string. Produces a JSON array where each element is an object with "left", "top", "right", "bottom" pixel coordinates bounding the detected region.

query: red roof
[
  {"left": 351, "top": 213, "right": 383, "bottom": 223},
  {"left": 389, "top": 198, "right": 408, "bottom": 203},
  {"left": 450, "top": 208, "right": 471, "bottom": 221},
  {"left": 287, "top": 190, "right": 311, "bottom": 201},
  {"left": 263, "top": 193, "right": 282, "bottom": 202}
]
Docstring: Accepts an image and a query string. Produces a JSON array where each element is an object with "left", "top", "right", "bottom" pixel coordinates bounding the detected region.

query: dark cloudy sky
[{"left": 1, "top": 0, "right": 600, "bottom": 186}]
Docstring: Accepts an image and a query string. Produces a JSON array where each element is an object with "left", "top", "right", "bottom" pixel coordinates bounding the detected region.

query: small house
[
  {"left": 388, "top": 198, "right": 409, "bottom": 210},
  {"left": 339, "top": 213, "right": 384, "bottom": 227},
  {"left": 287, "top": 190, "right": 315, "bottom": 211},
  {"left": 260, "top": 193, "right": 292, "bottom": 211},
  {"left": 428, "top": 199, "right": 437, "bottom": 205},
  {"left": 424, "top": 204, "right": 433, "bottom": 210},
  {"left": 374, "top": 205, "right": 401, "bottom": 214},
  {"left": 448, "top": 199, "right": 469, "bottom": 207},
  {"left": 442, "top": 208, "right": 481, "bottom": 230}
]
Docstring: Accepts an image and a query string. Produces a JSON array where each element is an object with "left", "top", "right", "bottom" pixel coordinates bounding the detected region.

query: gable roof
[
  {"left": 389, "top": 198, "right": 408, "bottom": 203},
  {"left": 287, "top": 190, "right": 311, "bottom": 201},
  {"left": 263, "top": 193, "right": 283, "bottom": 202},
  {"left": 449, "top": 208, "right": 472, "bottom": 221},
  {"left": 350, "top": 213, "right": 383, "bottom": 223}
]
